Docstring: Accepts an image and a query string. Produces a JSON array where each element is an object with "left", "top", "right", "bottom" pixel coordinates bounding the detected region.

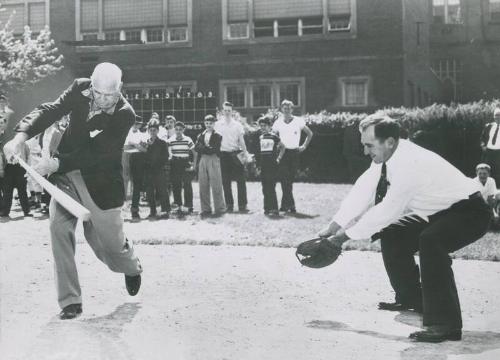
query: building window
[
  {"left": 431, "top": 59, "right": 463, "bottom": 101},
  {"left": 0, "top": 1, "right": 49, "bottom": 35},
  {"left": 432, "top": 0, "right": 462, "bottom": 24},
  {"left": 82, "top": 33, "right": 98, "bottom": 41},
  {"left": 341, "top": 77, "right": 368, "bottom": 107},
  {"left": 226, "top": 86, "right": 246, "bottom": 107},
  {"left": 123, "top": 82, "right": 216, "bottom": 124},
  {"left": 252, "top": 85, "right": 272, "bottom": 107},
  {"left": 76, "top": 0, "right": 192, "bottom": 45},
  {"left": 223, "top": 0, "right": 355, "bottom": 41},
  {"left": 490, "top": 0, "right": 500, "bottom": 22},
  {"left": 220, "top": 78, "right": 305, "bottom": 121}
]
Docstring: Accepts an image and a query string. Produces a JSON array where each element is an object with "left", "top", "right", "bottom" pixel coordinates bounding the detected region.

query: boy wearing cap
[
  {"left": 144, "top": 119, "right": 170, "bottom": 219},
  {"left": 167, "top": 121, "right": 196, "bottom": 213},
  {"left": 195, "top": 115, "right": 225, "bottom": 217},
  {"left": 256, "top": 116, "right": 285, "bottom": 216}
]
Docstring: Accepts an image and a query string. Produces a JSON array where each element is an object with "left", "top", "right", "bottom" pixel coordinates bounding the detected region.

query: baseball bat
[{"left": 15, "top": 156, "right": 91, "bottom": 221}]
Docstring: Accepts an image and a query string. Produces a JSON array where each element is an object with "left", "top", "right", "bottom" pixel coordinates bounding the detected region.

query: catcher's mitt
[{"left": 295, "top": 237, "right": 342, "bottom": 268}]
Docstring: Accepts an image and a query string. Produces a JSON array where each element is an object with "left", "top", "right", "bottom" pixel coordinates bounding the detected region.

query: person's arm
[
  {"left": 299, "top": 124, "right": 313, "bottom": 153},
  {"left": 344, "top": 170, "right": 424, "bottom": 240},
  {"left": 277, "top": 140, "right": 286, "bottom": 163},
  {"left": 238, "top": 124, "right": 248, "bottom": 153},
  {"left": 481, "top": 124, "right": 492, "bottom": 150}
]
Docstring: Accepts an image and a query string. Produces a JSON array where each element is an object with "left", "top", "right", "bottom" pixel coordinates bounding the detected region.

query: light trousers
[
  {"left": 198, "top": 154, "right": 225, "bottom": 213},
  {"left": 49, "top": 170, "right": 142, "bottom": 309}
]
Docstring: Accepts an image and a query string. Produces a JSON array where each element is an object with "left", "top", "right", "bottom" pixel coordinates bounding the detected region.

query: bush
[{"left": 254, "top": 102, "right": 499, "bottom": 183}]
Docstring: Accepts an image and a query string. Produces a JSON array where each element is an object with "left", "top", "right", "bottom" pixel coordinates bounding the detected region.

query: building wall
[
  {"left": 6, "top": 0, "right": 431, "bottom": 126},
  {"left": 430, "top": 0, "right": 500, "bottom": 102}
]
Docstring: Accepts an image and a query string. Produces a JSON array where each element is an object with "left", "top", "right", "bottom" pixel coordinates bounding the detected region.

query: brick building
[
  {"left": 3, "top": 0, "right": 441, "bottom": 124},
  {"left": 431, "top": 0, "right": 500, "bottom": 102}
]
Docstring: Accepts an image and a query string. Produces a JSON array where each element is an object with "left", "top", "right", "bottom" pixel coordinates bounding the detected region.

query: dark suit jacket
[
  {"left": 195, "top": 130, "right": 222, "bottom": 156},
  {"left": 145, "top": 137, "right": 168, "bottom": 173},
  {"left": 15, "top": 78, "right": 135, "bottom": 209}
]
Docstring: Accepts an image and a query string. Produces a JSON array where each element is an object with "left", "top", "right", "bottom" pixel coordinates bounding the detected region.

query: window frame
[
  {"left": 75, "top": 0, "right": 193, "bottom": 51},
  {"left": 0, "top": 0, "right": 50, "bottom": 35},
  {"left": 221, "top": 0, "right": 357, "bottom": 44},
  {"left": 340, "top": 76, "right": 369, "bottom": 108}
]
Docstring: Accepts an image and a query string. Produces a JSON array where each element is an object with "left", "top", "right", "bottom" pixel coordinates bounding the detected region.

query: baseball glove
[{"left": 295, "top": 237, "right": 342, "bottom": 268}]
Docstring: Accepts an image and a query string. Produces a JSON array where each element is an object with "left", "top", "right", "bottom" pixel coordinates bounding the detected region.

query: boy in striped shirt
[
  {"left": 167, "top": 122, "right": 196, "bottom": 213},
  {"left": 256, "top": 116, "right": 285, "bottom": 216}
]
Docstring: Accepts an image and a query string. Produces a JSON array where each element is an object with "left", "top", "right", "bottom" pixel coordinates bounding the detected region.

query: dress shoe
[
  {"left": 158, "top": 212, "right": 170, "bottom": 219},
  {"left": 289, "top": 208, "right": 297, "bottom": 213},
  {"left": 226, "top": 205, "right": 234, "bottom": 213},
  {"left": 59, "top": 303, "right": 82, "bottom": 320},
  {"left": 409, "top": 326, "right": 462, "bottom": 343},
  {"left": 125, "top": 274, "right": 141, "bottom": 296},
  {"left": 238, "top": 206, "right": 250, "bottom": 213},
  {"left": 378, "top": 301, "right": 423, "bottom": 313}
]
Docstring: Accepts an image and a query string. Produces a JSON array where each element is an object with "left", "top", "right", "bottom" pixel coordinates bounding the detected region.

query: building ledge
[
  {"left": 66, "top": 40, "right": 193, "bottom": 53},
  {"left": 222, "top": 32, "right": 357, "bottom": 46}
]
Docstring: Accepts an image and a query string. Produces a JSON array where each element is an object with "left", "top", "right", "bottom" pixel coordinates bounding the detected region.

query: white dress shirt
[
  {"left": 124, "top": 129, "right": 148, "bottom": 153},
  {"left": 333, "top": 140, "right": 478, "bottom": 240},
  {"left": 475, "top": 176, "right": 497, "bottom": 200},
  {"left": 214, "top": 119, "right": 244, "bottom": 152}
]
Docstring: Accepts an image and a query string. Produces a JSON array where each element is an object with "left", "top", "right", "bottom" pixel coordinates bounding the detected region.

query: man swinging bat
[{"left": 3, "top": 62, "right": 143, "bottom": 320}]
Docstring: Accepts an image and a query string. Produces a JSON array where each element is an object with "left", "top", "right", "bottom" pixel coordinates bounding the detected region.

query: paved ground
[{"left": 1, "top": 225, "right": 500, "bottom": 360}]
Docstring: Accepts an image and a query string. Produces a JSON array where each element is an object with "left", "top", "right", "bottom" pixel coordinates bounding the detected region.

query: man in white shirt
[
  {"left": 474, "top": 163, "right": 497, "bottom": 207},
  {"left": 214, "top": 101, "right": 250, "bottom": 212},
  {"left": 124, "top": 117, "right": 148, "bottom": 219},
  {"left": 272, "top": 99, "right": 313, "bottom": 213},
  {"left": 318, "top": 114, "right": 491, "bottom": 343},
  {"left": 481, "top": 107, "right": 500, "bottom": 183}
]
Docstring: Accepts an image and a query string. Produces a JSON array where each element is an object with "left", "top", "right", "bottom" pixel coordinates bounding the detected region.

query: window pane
[
  {"left": 252, "top": 85, "right": 271, "bottom": 107},
  {"left": 302, "top": 16, "right": 323, "bottom": 35},
  {"left": 168, "top": 27, "right": 188, "bottom": 42},
  {"left": 0, "top": 4, "right": 25, "bottom": 34},
  {"left": 254, "top": 20, "right": 274, "bottom": 37},
  {"left": 104, "top": 0, "right": 163, "bottom": 30},
  {"left": 344, "top": 81, "right": 367, "bottom": 106},
  {"left": 81, "top": 0, "right": 99, "bottom": 31},
  {"left": 105, "top": 31, "right": 120, "bottom": 41},
  {"left": 279, "top": 84, "right": 299, "bottom": 105},
  {"left": 29, "top": 2, "right": 46, "bottom": 33},
  {"left": 168, "top": 0, "right": 188, "bottom": 26},
  {"left": 228, "top": 23, "right": 249, "bottom": 38},
  {"left": 147, "top": 28, "right": 164, "bottom": 42},
  {"left": 328, "top": 0, "right": 351, "bottom": 15},
  {"left": 228, "top": 0, "right": 248, "bottom": 22},
  {"left": 254, "top": 0, "right": 322, "bottom": 20},
  {"left": 278, "top": 18, "right": 298, "bottom": 36},
  {"left": 329, "top": 14, "right": 350, "bottom": 31},
  {"left": 226, "top": 86, "right": 246, "bottom": 107},
  {"left": 125, "top": 29, "right": 142, "bottom": 42}
]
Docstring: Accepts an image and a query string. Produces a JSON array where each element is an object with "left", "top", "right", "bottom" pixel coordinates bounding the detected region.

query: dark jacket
[
  {"left": 15, "top": 78, "right": 135, "bottom": 210},
  {"left": 145, "top": 137, "right": 168, "bottom": 172},
  {"left": 195, "top": 130, "right": 222, "bottom": 156}
]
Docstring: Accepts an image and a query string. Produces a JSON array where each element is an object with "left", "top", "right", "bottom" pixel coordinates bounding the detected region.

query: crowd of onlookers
[{"left": 3, "top": 100, "right": 500, "bottom": 223}]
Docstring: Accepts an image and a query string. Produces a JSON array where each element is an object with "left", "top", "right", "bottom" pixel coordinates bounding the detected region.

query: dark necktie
[
  {"left": 375, "top": 162, "right": 389, "bottom": 205},
  {"left": 493, "top": 124, "right": 499, "bottom": 145}
]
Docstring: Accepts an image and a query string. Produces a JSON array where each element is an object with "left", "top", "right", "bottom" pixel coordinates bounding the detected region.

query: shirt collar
[{"left": 385, "top": 139, "right": 406, "bottom": 168}]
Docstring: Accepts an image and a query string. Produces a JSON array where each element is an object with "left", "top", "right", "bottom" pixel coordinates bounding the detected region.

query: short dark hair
[
  {"left": 165, "top": 115, "right": 176, "bottom": 122},
  {"left": 174, "top": 121, "right": 185, "bottom": 129},
  {"left": 257, "top": 116, "right": 272, "bottom": 126},
  {"left": 147, "top": 119, "right": 160, "bottom": 129},
  {"left": 222, "top": 101, "right": 233, "bottom": 108},
  {"left": 359, "top": 114, "right": 400, "bottom": 141},
  {"left": 204, "top": 114, "right": 216, "bottom": 122}
]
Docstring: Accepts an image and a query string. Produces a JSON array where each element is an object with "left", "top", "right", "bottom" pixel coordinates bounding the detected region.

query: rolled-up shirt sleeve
[
  {"left": 332, "top": 163, "right": 379, "bottom": 228},
  {"left": 345, "top": 168, "right": 425, "bottom": 240}
]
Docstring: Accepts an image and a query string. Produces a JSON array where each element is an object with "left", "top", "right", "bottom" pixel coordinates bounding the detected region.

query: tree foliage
[{"left": 0, "top": 7, "right": 63, "bottom": 97}]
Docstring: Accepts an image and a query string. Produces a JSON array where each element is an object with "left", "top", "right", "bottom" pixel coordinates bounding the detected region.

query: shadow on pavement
[
  {"left": 24, "top": 302, "right": 141, "bottom": 360},
  {"left": 307, "top": 319, "right": 500, "bottom": 360},
  {"left": 284, "top": 212, "right": 319, "bottom": 219}
]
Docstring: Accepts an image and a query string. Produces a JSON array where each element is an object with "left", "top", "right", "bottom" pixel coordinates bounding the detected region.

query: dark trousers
[
  {"left": 0, "top": 177, "right": 5, "bottom": 213},
  {"left": 278, "top": 149, "right": 299, "bottom": 210},
  {"left": 146, "top": 169, "right": 170, "bottom": 214},
  {"left": 220, "top": 151, "right": 247, "bottom": 209},
  {"left": 379, "top": 194, "right": 491, "bottom": 329},
  {"left": 171, "top": 157, "right": 193, "bottom": 208},
  {"left": 2, "top": 164, "right": 30, "bottom": 216},
  {"left": 130, "top": 153, "right": 146, "bottom": 212},
  {"left": 261, "top": 160, "right": 279, "bottom": 211},
  {"left": 483, "top": 149, "right": 500, "bottom": 184}
]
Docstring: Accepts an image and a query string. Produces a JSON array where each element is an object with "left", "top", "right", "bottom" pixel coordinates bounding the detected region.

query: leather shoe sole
[
  {"left": 409, "top": 328, "right": 462, "bottom": 343},
  {"left": 125, "top": 274, "right": 141, "bottom": 296},
  {"left": 378, "top": 301, "right": 423, "bottom": 313}
]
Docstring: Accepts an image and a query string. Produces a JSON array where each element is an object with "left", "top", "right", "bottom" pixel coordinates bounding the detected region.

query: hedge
[{"left": 244, "top": 101, "right": 499, "bottom": 183}]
